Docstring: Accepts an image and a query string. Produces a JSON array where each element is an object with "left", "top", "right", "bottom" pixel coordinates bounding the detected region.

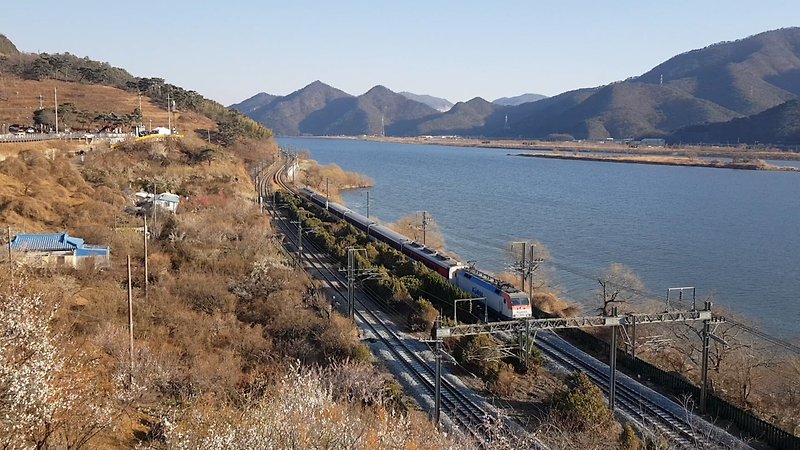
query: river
[{"left": 278, "top": 137, "right": 800, "bottom": 338}]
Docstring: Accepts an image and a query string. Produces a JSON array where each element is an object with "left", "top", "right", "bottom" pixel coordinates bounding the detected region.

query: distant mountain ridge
[
  {"left": 399, "top": 92, "right": 453, "bottom": 112},
  {"left": 234, "top": 28, "right": 800, "bottom": 143},
  {"left": 493, "top": 93, "right": 547, "bottom": 106},
  {"left": 229, "top": 92, "right": 277, "bottom": 114}
]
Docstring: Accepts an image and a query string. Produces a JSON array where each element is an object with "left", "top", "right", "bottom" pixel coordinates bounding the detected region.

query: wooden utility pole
[
  {"left": 143, "top": 216, "right": 149, "bottom": 301},
  {"left": 127, "top": 255, "right": 134, "bottom": 387}
]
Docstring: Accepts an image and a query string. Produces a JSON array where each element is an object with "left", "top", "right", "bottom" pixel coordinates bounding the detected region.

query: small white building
[{"left": 135, "top": 191, "right": 181, "bottom": 213}]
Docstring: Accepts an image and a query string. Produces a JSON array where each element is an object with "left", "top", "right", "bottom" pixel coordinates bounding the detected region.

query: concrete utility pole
[
  {"left": 415, "top": 211, "right": 430, "bottom": 245},
  {"left": 700, "top": 301, "right": 713, "bottom": 413},
  {"left": 365, "top": 191, "right": 370, "bottom": 219},
  {"left": 143, "top": 216, "right": 149, "bottom": 301},
  {"left": 609, "top": 306, "right": 618, "bottom": 410},
  {"left": 434, "top": 317, "right": 442, "bottom": 426},
  {"left": 347, "top": 248, "right": 355, "bottom": 320},
  {"left": 511, "top": 241, "right": 545, "bottom": 295},
  {"left": 54, "top": 87, "right": 59, "bottom": 134},
  {"left": 166, "top": 90, "right": 172, "bottom": 132},
  {"left": 325, "top": 178, "right": 329, "bottom": 210},
  {"left": 127, "top": 255, "right": 134, "bottom": 388}
]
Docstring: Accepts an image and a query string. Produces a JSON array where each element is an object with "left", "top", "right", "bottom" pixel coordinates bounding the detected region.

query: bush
[
  {"left": 620, "top": 422, "right": 640, "bottom": 450},
  {"left": 552, "top": 372, "right": 613, "bottom": 431}
]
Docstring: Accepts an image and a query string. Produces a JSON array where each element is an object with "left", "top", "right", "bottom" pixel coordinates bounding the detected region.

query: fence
[{"left": 562, "top": 328, "right": 800, "bottom": 450}]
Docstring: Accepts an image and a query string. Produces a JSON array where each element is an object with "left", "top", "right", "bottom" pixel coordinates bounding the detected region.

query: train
[{"left": 298, "top": 187, "right": 532, "bottom": 320}]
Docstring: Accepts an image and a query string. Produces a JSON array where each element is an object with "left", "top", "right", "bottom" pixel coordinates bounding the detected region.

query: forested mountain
[
  {"left": 670, "top": 99, "right": 800, "bottom": 145},
  {"left": 636, "top": 28, "right": 800, "bottom": 115},
  {"left": 301, "top": 85, "right": 439, "bottom": 136},
  {"left": 236, "top": 27, "right": 800, "bottom": 143},
  {"left": 244, "top": 81, "right": 352, "bottom": 135}
]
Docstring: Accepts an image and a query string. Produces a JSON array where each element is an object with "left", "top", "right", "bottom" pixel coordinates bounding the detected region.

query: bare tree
[
  {"left": 597, "top": 263, "right": 644, "bottom": 316},
  {"left": 388, "top": 212, "right": 446, "bottom": 251}
]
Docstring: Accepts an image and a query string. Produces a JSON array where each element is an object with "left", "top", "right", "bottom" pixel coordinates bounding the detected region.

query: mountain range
[{"left": 232, "top": 28, "right": 800, "bottom": 144}]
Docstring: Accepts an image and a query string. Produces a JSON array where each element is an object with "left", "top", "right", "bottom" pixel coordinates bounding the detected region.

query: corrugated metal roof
[
  {"left": 11, "top": 233, "right": 77, "bottom": 251},
  {"left": 10, "top": 233, "right": 108, "bottom": 255}
]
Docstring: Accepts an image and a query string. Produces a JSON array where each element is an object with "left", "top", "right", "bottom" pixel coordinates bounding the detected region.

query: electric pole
[
  {"left": 609, "top": 306, "right": 618, "bottom": 410},
  {"left": 347, "top": 248, "right": 355, "bottom": 320},
  {"left": 143, "top": 216, "right": 149, "bottom": 301},
  {"left": 366, "top": 191, "right": 370, "bottom": 218},
  {"left": 127, "top": 255, "right": 134, "bottom": 388},
  {"left": 325, "top": 178, "right": 329, "bottom": 210},
  {"left": 54, "top": 87, "right": 59, "bottom": 134}
]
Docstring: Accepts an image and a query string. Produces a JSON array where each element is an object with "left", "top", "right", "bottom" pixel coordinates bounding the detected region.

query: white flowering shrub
[
  {"left": 164, "top": 363, "right": 469, "bottom": 450},
  {"left": 0, "top": 279, "right": 118, "bottom": 449},
  {"left": 0, "top": 284, "right": 59, "bottom": 448}
]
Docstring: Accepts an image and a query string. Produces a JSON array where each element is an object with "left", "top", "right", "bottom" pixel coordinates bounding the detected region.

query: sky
[{"left": 2, "top": 1, "right": 798, "bottom": 106}]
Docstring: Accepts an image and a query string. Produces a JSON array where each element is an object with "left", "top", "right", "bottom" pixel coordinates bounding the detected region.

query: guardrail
[{"left": 0, "top": 132, "right": 131, "bottom": 144}]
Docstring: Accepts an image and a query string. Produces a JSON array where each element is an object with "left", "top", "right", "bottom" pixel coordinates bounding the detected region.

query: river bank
[
  {"left": 514, "top": 152, "right": 800, "bottom": 171},
  {"left": 351, "top": 136, "right": 800, "bottom": 162}
]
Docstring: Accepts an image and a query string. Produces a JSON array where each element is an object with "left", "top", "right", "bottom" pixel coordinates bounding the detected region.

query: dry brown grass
[{"left": 0, "top": 77, "right": 214, "bottom": 132}]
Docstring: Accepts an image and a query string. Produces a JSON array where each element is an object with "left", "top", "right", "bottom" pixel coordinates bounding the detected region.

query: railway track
[
  {"left": 261, "top": 156, "right": 499, "bottom": 445},
  {"left": 255, "top": 154, "right": 747, "bottom": 449}
]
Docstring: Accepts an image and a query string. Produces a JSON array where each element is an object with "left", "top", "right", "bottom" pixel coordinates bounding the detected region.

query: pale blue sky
[{"left": 2, "top": 1, "right": 797, "bottom": 105}]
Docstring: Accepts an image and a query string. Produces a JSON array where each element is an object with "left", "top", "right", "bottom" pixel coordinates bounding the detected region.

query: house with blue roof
[{"left": 10, "top": 232, "right": 111, "bottom": 268}]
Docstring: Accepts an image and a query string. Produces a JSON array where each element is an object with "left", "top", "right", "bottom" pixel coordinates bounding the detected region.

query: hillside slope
[
  {"left": 0, "top": 34, "right": 19, "bottom": 56},
  {"left": 637, "top": 27, "right": 800, "bottom": 115},
  {"left": 670, "top": 99, "right": 800, "bottom": 145}
]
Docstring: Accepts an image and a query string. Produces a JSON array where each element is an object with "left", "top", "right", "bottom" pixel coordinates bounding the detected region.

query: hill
[
  {"left": 0, "top": 34, "right": 19, "bottom": 56},
  {"left": 229, "top": 92, "right": 277, "bottom": 114},
  {"left": 0, "top": 50, "right": 269, "bottom": 146},
  {"left": 670, "top": 99, "right": 800, "bottom": 145},
  {"left": 248, "top": 80, "right": 352, "bottom": 135},
  {"left": 301, "top": 85, "right": 439, "bottom": 136},
  {"left": 493, "top": 93, "right": 547, "bottom": 106},
  {"left": 0, "top": 42, "right": 464, "bottom": 450},
  {"left": 411, "top": 97, "right": 504, "bottom": 136},
  {"left": 399, "top": 92, "right": 453, "bottom": 112},
  {"left": 236, "top": 28, "right": 800, "bottom": 142},
  {"left": 636, "top": 27, "right": 800, "bottom": 115}
]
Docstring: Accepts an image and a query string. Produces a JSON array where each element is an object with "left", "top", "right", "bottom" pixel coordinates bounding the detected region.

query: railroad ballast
[{"left": 299, "top": 187, "right": 533, "bottom": 320}]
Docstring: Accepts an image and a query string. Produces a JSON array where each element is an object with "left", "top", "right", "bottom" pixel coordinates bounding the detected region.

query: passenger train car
[{"left": 299, "top": 187, "right": 532, "bottom": 320}]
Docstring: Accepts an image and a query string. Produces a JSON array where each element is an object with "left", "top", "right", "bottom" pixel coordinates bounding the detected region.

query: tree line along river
[{"left": 278, "top": 137, "right": 800, "bottom": 338}]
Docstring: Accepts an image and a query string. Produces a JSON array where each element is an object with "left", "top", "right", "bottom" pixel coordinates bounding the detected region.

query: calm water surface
[{"left": 279, "top": 137, "right": 800, "bottom": 337}]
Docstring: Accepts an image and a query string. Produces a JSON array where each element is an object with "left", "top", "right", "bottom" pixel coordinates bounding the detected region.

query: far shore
[
  {"left": 329, "top": 135, "right": 800, "bottom": 162},
  {"left": 514, "top": 152, "right": 800, "bottom": 172}
]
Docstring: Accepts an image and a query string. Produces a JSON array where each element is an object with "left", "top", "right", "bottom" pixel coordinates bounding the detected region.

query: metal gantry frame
[{"left": 432, "top": 302, "right": 722, "bottom": 415}]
